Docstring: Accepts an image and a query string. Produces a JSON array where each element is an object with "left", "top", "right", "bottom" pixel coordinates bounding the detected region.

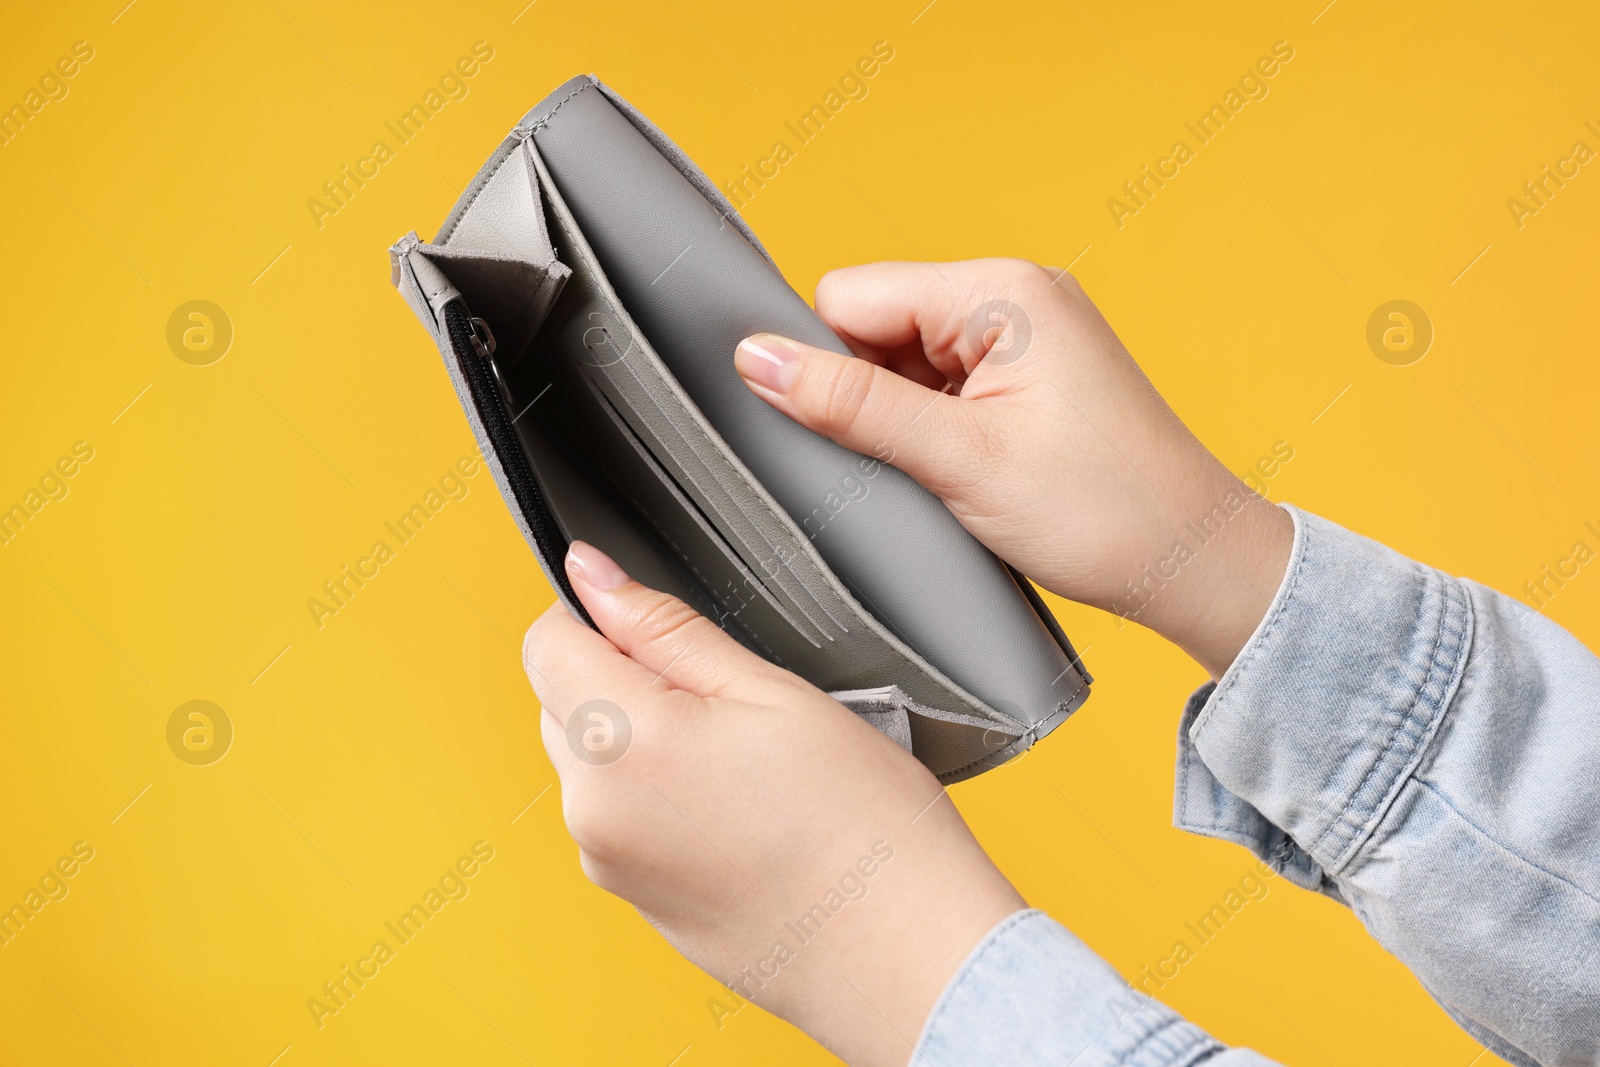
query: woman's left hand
[{"left": 524, "top": 540, "right": 1026, "bottom": 1067}]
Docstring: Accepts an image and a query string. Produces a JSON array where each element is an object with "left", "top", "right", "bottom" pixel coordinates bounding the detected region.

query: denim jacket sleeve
[{"left": 912, "top": 505, "right": 1600, "bottom": 1067}]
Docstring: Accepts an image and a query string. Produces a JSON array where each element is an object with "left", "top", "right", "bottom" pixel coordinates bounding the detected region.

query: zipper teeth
[{"left": 445, "top": 300, "right": 593, "bottom": 627}]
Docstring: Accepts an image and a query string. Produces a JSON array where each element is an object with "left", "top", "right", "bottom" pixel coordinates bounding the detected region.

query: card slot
[
  {"left": 502, "top": 281, "right": 1018, "bottom": 706},
  {"left": 576, "top": 373, "right": 834, "bottom": 651},
  {"left": 521, "top": 346, "right": 821, "bottom": 667},
  {"left": 531, "top": 262, "right": 845, "bottom": 644},
  {"left": 522, "top": 148, "right": 862, "bottom": 639},
  {"left": 443, "top": 300, "right": 749, "bottom": 645},
  {"left": 582, "top": 322, "right": 852, "bottom": 639}
]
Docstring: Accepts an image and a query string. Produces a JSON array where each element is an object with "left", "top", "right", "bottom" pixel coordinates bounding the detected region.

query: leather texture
[{"left": 387, "top": 75, "right": 1091, "bottom": 781}]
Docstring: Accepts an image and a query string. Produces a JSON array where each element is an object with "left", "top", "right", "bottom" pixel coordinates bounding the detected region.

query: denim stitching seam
[{"left": 1315, "top": 570, "right": 1471, "bottom": 870}]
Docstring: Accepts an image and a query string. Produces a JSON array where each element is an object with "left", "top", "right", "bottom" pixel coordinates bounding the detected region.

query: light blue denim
[{"left": 912, "top": 505, "right": 1600, "bottom": 1067}]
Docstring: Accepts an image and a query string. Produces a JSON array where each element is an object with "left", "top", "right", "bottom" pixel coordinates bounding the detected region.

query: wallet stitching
[
  {"left": 935, "top": 679, "right": 1087, "bottom": 783},
  {"left": 523, "top": 80, "right": 591, "bottom": 136},
  {"left": 439, "top": 78, "right": 589, "bottom": 246}
]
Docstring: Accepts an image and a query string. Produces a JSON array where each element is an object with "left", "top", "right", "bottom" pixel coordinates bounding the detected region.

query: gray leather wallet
[{"left": 388, "top": 75, "right": 1090, "bottom": 782}]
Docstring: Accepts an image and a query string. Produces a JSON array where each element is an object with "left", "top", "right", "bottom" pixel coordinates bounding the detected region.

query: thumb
[
  {"left": 734, "top": 333, "right": 978, "bottom": 494},
  {"left": 564, "top": 540, "right": 799, "bottom": 702}
]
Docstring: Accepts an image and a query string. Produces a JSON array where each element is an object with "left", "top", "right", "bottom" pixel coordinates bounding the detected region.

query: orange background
[{"left": 4, "top": 0, "right": 1595, "bottom": 1063}]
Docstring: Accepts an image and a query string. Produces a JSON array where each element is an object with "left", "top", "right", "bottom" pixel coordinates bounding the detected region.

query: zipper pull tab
[{"left": 468, "top": 316, "right": 497, "bottom": 358}]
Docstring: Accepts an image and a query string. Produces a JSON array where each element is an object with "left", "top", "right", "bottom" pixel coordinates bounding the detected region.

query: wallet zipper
[{"left": 444, "top": 298, "right": 594, "bottom": 626}]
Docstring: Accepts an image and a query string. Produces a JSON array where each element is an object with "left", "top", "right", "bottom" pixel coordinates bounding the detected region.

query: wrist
[
  {"left": 770, "top": 821, "right": 1025, "bottom": 1066},
  {"left": 1097, "top": 482, "right": 1293, "bottom": 679},
  {"left": 1148, "top": 491, "right": 1294, "bottom": 678}
]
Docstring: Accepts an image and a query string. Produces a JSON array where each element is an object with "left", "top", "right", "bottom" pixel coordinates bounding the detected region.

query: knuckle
[
  {"left": 987, "top": 257, "right": 1049, "bottom": 294},
  {"left": 813, "top": 356, "right": 876, "bottom": 432},
  {"left": 1050, "top": 269, "right": 1085, "bottom": 296},
  {"left": 521, "top": 626, "right": 541, "bottom": 680},
  {"left": 562, "top": 791, "right": 597, "bottom": 843},
  {"left": 538, "top": 705, "right": 566, "bottom": 761},
  {"left": 1005, "top": 255, "right": 1046, "bottom": 278},
  {"left": 522, "top": 615, "right": 550, "bottom": 664},
  {"left": 628, "top": 591, "right": 706, "bottom": 648}
]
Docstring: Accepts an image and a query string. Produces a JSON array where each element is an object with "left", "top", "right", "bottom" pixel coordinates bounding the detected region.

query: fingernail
[
  {"left": 735, "top": 333, "right": 801, "bottom": 394},
  {"left": 566, "top": 540, "right": 629, "bottom": 591}
]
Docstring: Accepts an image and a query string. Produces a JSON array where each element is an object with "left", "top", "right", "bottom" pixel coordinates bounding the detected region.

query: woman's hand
[
  {"left": 523, "top": 259, "right": 1293, "bottom": 1065},
  {"left": 735, "top": 259, "right": 1293, "bottom": 678},
  {"left": 525, "top": 541, "right": 1025, "bottom": 1067}
]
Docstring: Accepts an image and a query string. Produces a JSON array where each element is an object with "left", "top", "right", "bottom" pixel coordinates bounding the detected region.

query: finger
[
  {"left": 563, "top": 541, "right": 801, "bottom": 702},
  {"left": 522, "top": 599, "right": 668, "bottom": 756},
  {"left": 733, "top": 332, "right": 986, "bottom": 497},
  {"left": 814, "top": 258, "right": 1054, "bottom": 381}
]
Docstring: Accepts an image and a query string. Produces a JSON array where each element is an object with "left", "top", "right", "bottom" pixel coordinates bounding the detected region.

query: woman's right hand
[{"left": 734, "top": 259, "right": 1293, "bottom": 679}]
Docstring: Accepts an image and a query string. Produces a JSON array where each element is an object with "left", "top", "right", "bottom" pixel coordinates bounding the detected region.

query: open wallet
[{"left": 387, "top": 75, "right": 1091, "bottom": 783}]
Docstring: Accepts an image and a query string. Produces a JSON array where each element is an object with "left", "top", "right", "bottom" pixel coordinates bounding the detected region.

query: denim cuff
[
  {"left": 1173, "top": 504, "right": 1473, "bottom": 882},
  {"left": 911, "top": 909, "right": 1244, "bottom": 1067}
]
